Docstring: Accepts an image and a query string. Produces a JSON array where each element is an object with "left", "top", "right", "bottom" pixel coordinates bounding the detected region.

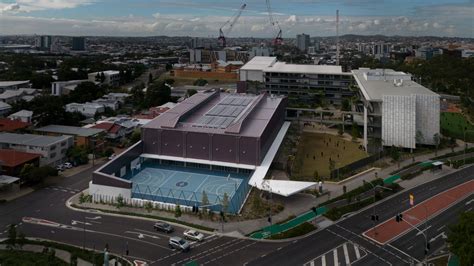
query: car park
[
  {"left": 169, "top": 236, "right": 190, "bottom": 252},
  {"left": 153, "top": 222, "right": 174, "bottom": 233},
  {"left": 183, "top": 229, "right": 204, "bottom": 242}
]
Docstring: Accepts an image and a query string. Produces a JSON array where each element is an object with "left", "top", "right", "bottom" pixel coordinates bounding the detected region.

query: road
[{"left": 0, "top": 162, "right": 472, "bottom": 265}]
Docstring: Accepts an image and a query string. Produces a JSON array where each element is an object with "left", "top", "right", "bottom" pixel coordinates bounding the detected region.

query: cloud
[{"left": 1, "top": 3, "right": 21, "bottom": 13}]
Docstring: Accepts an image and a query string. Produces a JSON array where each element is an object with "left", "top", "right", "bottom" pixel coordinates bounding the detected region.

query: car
[
  {"left": 169, "top": 236, "right": 190, "bottom": 252},
  {"left": 183, "top": 229, "right": 204, "bottom": 242},
  {"left": 108, "top": 154, "right": 116, "bottom": 160},
  {"left": 56, "top": 165, "right": 65, "bottom": 171},
  {"left": 63, "top": 162, "right": 73, "bottom": 169},
  {"left": 153, "top": 222, "right": 174, "bottom": 233}
]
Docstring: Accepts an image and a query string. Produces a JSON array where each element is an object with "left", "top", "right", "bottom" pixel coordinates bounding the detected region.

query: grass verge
[
  {"left": 71, "top": 204, "right": 215, "bottom": 232},
  {"left": 268, "top": 222, "right": 316, "bottom": 240}
]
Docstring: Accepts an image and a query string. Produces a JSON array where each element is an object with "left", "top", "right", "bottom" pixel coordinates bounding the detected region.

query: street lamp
[
  {"left": 262, "top": 179, "right": 273, "bottom": 226},
  {"left": 363, "top": 180, "right": 393, "bottom": 235},
  {"left": 396, "top": 210, "right": 430, "bottom": 265}
]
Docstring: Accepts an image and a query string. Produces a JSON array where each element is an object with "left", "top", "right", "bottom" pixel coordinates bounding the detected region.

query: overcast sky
[{"left": 0, "top": 0, "right": 473, "bottom": 38}]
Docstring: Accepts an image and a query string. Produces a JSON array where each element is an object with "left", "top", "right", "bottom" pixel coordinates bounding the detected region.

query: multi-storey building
[
  {"left": 352, "top": 68, "right": 440, "bottom": 150},
  {"left": 239, "top": 56, "right": 355, "bottom": 105}
]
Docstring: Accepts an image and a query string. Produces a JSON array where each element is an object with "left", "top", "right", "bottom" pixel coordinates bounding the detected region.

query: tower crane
[
  {"left": 218, "top": 3, "right": 247, "bottom": 47},
  {"left": 266, "top": 0, "right": 282, "bottom": 45}
]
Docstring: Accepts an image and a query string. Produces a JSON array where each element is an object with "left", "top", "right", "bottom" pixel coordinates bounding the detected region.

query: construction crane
[
  {"left": 218, "top": 3, "right": 247, "bottom": 47},
  {"left": 266, "top": 0, "right": 282, "bottom": 46}
]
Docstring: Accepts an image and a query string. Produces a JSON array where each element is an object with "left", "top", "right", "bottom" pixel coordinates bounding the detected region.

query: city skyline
[{"left": 0, "top": 0, "right": 472, "bottom": 38}]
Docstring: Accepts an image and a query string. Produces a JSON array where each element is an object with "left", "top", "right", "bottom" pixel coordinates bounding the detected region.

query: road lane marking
[
  {"left": 333, "top": 248, "right": 338, "bottom": 266},
  {"left": 407, "top": 245, "right": 413, "bottom": 250},
  {"left": 134, "top": 228, "right": 169, "bottom": 238},
  {"left": 354, "top": 244, "right": 361, "bottom": 259},
  {"left": 437, "top": 225, "right": 445, "bottom": 232},
  {"left": 416, "top": 225, "right": 432, "bottom": 236},
  {"left": 343, "top": 243, "right": 350, "bottom": 264}
]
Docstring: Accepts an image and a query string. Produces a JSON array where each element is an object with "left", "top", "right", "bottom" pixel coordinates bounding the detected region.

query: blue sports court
[{"left": 124, "top": 160, "right": 251, "bottom": 213}]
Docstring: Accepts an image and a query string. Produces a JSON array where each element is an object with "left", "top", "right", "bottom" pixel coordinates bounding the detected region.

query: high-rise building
[
  {"left": 71, "top": 37, "right": 86, "bottom": 51},
  {"left": 296, "top": 33, "right": 310, "bottom": 52},
  {"left": 35, "top": 35, "right": 52, "bottom": 51}
]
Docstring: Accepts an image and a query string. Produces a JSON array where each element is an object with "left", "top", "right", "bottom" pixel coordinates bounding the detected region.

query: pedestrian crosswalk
[
  {"left": 45, "top": 186, "right": 80, "bottom": 194},
  {"left": 304, "top": 242, "right": 367, "bottom": 266}
]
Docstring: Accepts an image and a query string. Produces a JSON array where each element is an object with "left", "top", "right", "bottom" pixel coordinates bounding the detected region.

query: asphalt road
[{"left": 0, "top": 163, "right": 472, "bottom": 265}]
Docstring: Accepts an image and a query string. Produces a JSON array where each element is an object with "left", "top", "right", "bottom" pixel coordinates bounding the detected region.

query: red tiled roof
[
  {"left": 91, "top": 122, "right": 122, "bottom": 134},
  {"left": 0, "top": 118, "right": 30, "bottom": 132},
  {"left": 0, "top": 149, "right": 40, "bottom": 167}
]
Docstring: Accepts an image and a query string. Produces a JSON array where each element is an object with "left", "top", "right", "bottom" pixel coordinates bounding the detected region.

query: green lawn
[
  {"left": 0, "top": 250, "right": 68, "bottom": 266},
  {"left": 292, "top": 133, "right": 367, "bottom": 180},
  {"left": 441, "top": 112, "right": 474, "bottom": 142}
]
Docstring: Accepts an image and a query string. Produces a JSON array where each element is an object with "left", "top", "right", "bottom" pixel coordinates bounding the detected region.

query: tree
[
  {"left": 201, "top": 191, "right": 209, "bottom": 206},
  {"left": 313, "top": 170, "right": 319, "bottom": 181},
  {"left": 116, "top": 194, "right": 125, "bottom": 209},
  {"left": 67, "top": 146, "right": 89, "bottom": 166},
  {"left": 351, "top": 123, "right": 359, "bottom": 142},
  {"left": 221, "top": 192, "right": 229, "bottom": 213},
  {"left": 186, "top": 89, "right": 198, "bottom": 97},
  {"left": 130, "top": 83, "right": 145, "bottom": 108},
  {"left": 148, "top": 73, "right": 153, "bottom": 85},
  {"left": 433, "top": 133, "right": 441, "bottom": 156},
  {"left": 337, "top": 124, "right": 344, "bottom": 136},
  {"left": 6, "top": 224, "right": 17, "bottom": 250},
  {"left": 390, "top": 146, "right": 401, "bottom": 167},
  {"left": 100, "top": 72, "right": 106, "bottom": 83},
  {"left": 415, "top": 130, "right": 425, "bottom": 146},
  {"left": 193, "top": 78, "right": 208, "bottom": 86},
  {"left": 68, "top": 81, "right": 105, "bottom": 103},
  {"left": 328, "top": 158, "right": 336, "bottom": 174},
  {"left": 130, "top": 128, "right": 141, "bottom": 144},
  {"left": 175, "top": 204, "right": 182, "bottom": 218},
  {"left": 145, "top": 81, "right": 171, "bottom": 108},
  {"left": 447, "top": 211, "right": 474, "bottom": 266},
  {"left": 449, "top": 137, "right": 457, "bottom": 152},
  {"left": 341, "top": 98, "right": 351, "bottom": 111}
]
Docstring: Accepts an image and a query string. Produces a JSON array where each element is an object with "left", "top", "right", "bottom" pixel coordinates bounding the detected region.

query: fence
[
  {"left": 330, "top": 151, "right": 386, "bottom": 180},
  {"left": 131, "top": 180, "right": 250, "bottom": 214}
]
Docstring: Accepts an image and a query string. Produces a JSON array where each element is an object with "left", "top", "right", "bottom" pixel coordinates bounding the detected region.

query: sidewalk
[{"left": 0, "top": 244, "right": 92, "bottom": 266}]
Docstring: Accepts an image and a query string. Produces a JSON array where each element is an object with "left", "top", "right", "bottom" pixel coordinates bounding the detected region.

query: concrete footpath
[{"left": 71, "top": 144, "right": 469, "bottom": 237}]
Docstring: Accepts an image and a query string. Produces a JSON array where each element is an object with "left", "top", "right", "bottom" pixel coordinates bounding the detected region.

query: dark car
[{"left": 154, "top": 222, "right": 174, "bottom": 233}]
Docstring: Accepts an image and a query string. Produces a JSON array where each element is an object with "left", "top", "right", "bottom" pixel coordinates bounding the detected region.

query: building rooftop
[
  {"left": 352, "top": 68, "right": 439, "bottom": 101},
  {"left": 0, "top": 149, "right": 40, "bottom": 167},
  {"left": 0, "top": 133, "right": 71, "bottom": 147},
  {"left": 0, "top": 80, "right": 30, "bottom": 87},
  {"left": 239, "top": 56, "right": 277, "bottom": 71},
  {"left": 35, "top": 125, "right": 104, "bottom": 137},
  {"left": 143, "top": 90, "right": 286, "bottom": 137},
  {"left": 9, "top": 110, "right": 33, "bottom": 118},
  {"left": 240, "top": 56, "right": 345, "bottom": 75},
  {"left": 0, "top": 102, "right": 11, "bottom": 110},
  {"left": 0, "top": 118, "right": 30, "bottom": 132}
]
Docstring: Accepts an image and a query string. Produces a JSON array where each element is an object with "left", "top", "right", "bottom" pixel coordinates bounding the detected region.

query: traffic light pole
[
  {"left": 363, "top": 180, "right": 392, "bottom": 235},
  {"left": 397, "top": 213, "right": 429, "bottom": 265}
]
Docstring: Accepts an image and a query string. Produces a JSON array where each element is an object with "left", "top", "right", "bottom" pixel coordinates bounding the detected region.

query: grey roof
[
  {"left": 143, "top": 90, "right": 286, "bottom": 137},
  {"left": 352, "top": 68, "right": 439, "bottom": 101},
  {"left": 9, "top": 110, "right": 33, "bottom": 117},
  {"left": 0, "top": 80, "right": 30, "bottom": 87},
  {"left": 0, "top": 102, "right": 11, "bottom": 110},
  {"left": 35, "top": 125, "right": 104, "bottom": 137},
  {"left": 0, "top": 133, "right": 72, "bottom": 147},
  {"left": 0, "top": 175, "right": 19, "bottom": 185}
]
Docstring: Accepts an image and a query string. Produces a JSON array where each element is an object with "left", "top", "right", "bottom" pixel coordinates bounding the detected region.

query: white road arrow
[
  {"left": 71, "top": 220, "right": 92, "bottom": 226},
  {"left": 429, "top": 232, "right": 447, "bottom": 243},
  {"left": 416, "top": 226, "right": 432, "bottom": 236},
  {"left": 465, "top": 199, "right": 474, "bottom": 206},
  {"left": 138, "top": 233, "right": 145, "bottom": 239},
  {"left": 85, "top": 216, "right": 102, "bottom": 220}
]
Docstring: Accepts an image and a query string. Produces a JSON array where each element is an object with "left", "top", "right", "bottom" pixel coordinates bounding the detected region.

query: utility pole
[{"left": 364, "top": 180, "right": 392, "bottom": 235}]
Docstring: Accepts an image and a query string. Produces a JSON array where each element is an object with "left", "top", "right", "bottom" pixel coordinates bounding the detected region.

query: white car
[
  {"left": 183, "top": 230, "right": 204, "bottom": 242},
  {"left": 108, "top": 154, "right": 116, "bottom": 160},
  {"left": 63, "top": 162, "right": 73, "bottom": 169}
]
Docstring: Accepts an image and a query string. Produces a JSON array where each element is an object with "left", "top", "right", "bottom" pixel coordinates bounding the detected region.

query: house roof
[
  {"left": 0, "top": 175, "right": 20, "bottom": 185},
  {"left": 0, "top": 149, "right": 40, "bottom": 167},
  {"left": 0, "top": 80, "right": 30, "bottom": 87},
  {"left": 35, "top": 125, "right": 104, "bottom": 137},
  {"left": 0, "top": 102, "right": 12, "bottom": 110},
  {"left": 0, "top": 118, "right": 30, "bottom": 132},
  {"left": 9, "top": 110, "right": 33, "bottom": 118},
  {"left": 0, "top": 133, "right": 71, "bottom": 147},
  {"left": 91, "top": 122, "right": 122, "bottom": 134}
]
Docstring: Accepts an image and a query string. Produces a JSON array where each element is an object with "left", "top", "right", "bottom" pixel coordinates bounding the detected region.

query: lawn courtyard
[{"left": 291, "top": 132, "right": 368, "bottom": 181}]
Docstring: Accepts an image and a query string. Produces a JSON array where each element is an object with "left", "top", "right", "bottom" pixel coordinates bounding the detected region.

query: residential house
[
  {"left": 0, "top": 102, "right": 12, "bottom": 117},
  {"left": 0, "top": 118, "right": 30, "bottom": 132},
  {"left": 0, "top": 88, "right": 39, "bottom": 104},
  {"left": 87, "top": 70, "right": 120, "bottom": 87},
  {"left": 8, "top": 110, "right": 33, "bottom": 123},
  {"left": 0, "top": 81, "right": 30, "bottom": 92},
  {"left": 91, "top": 122, "right": 127, "bottom": 140},
  {"left": 0, "top": 133, "right": 73, "bottom": 166},
  {"left": 51, "top": 80, "right": 89, "bottom": 96},
  {"left": 65, "top": 102, "right": 105, "bottom": 117},
  {"left": 34, "top": 125, "right": 105, "bottom": 148},
  {"left": 0, "top": 149, "right": 41, "bottom": 176}
]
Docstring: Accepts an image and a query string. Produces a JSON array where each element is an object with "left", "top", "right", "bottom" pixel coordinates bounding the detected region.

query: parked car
[
  {"left": 108, "top": 154, "right": 116, "bottom": 160},
  {"left": 169, "top": 236, "right": 190, "bottom": 252},
  {"left": 153, "top": 222, "right": 174, "bottom": 233},
  {"left": 56, "top": 165, "right": 65, "bottom": 171},
  {"left": 63, "top": 162, "right": 73, "bottom": 169},
  {"left": 183, "top": 230, "right": 204, "bottom": 242}
]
